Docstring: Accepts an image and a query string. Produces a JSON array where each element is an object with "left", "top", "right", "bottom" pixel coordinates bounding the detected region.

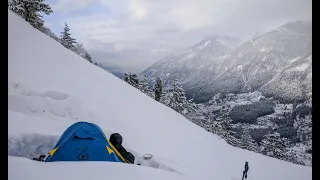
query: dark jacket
[
  {"left": 244, "top": 162, "right": 249, "bottom": 173},
  {"left": 110, "top": 133, "right": 135, "bottom": 164}
]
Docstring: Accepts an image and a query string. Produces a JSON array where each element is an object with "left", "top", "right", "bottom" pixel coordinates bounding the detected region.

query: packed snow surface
[{"left": 8, "top": 9, "right": 311, "bottom": 180}]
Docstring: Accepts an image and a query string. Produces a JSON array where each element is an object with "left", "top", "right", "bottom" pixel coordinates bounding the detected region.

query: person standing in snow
[
  {"left": 242, "top": 161, "right": 249, "bottom": 180},
  {"left": 109, "top": 133, "right": 135, "bottom": 164}
]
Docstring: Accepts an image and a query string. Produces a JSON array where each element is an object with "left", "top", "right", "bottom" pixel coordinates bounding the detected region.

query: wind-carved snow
[
  {"left": 8, "top": 133, "right": 59, "bottom": 160},
  {"left": 8, "top": 80, "right": 82, "bottom": 120}
]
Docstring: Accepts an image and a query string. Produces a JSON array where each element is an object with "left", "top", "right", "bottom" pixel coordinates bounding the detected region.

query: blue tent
[{"left": 45, "top": 121, "right": 128, "bottom": 163}]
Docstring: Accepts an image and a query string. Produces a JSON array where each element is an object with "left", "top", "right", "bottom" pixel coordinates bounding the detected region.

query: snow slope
[{"left": 8, "top": 9, "right": 311, "bottom": 180}]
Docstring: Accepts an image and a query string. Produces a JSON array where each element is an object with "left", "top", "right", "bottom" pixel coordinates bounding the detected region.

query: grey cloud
[
  {"left": 49, "top": 0, "right": 311, "bottom": 73},
  {"left": 154, "top": 26, "right": 182, "bottom": 35}
]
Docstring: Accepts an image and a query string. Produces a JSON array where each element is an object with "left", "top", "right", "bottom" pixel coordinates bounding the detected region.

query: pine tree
[
  {"left": 209, "top": 120, "right": 240, "bottom": 147},
  {"left": 210, "top": 121, "right": 228, "bottom": 138},
  {"left": 138, "top": 74, "right": 149, "bottom": 92},
  {"left": 185, "top": 99, "right": 198, "bottom": 115},
  {"left": 184, "top": 102, "right": 203, "bottom": 123},
  {"left": 72, "top": 43, "right": 86, "bottom": 57},
  {"left": 285, "top": 144, "right": 312, "bottom": 166},
  {"left": 154, "top": 77, "right": 163, "bottom": 101},
  {"left": 217, "top": 107, "right": 233, "bottom": 131},
  {"left": 208, "top": 107, "right": 242, "bottom": 146},
  {"left": 8, "top": 0, "right": 52, "bottom": 28},
  {"left": 60, "top": 22, "right": 77, "bottom": 49},
  {"left": 138, "top": 75, "right": 153, "bottom": 97},
  {"left": 84, "top": 52, "right": 93, "bottom": 63},
  {"left": 296, "top": 116, "right": 312, "bottom": 143},
  {"left": 297, "top": 115, "right": 312, "bottom": 154},
  {"left": 131, "top": 74, "right": 139, "bottom": 88},
  {"left": 161, "top": 79, "right": 188, "bottom": 114},
  {"left": 123, "top": 73, "right": 139, "bottom": 88},
  {"left": 260, "top": 132, "right": 289, "bottom": 160},
  {"left": 240, "top": 128, "right": 260, "bottom": 152},
  {"left": 123, "top": 73, "right": 129, "bottom": 82}
]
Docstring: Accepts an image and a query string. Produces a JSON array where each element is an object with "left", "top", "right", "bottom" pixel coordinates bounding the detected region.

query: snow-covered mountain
[
  {"left": 143, "top": 21, "right": 312, "bottom": 103},
  {"left": 8, "top": 9, "right": 311, "bottom": 180},
  {"left": 260, "top": 55, "right": 312, "bottom": 102},
  {"left": 195, "top": 21, "right": 312, "bottom": 102},
  {"left": 141, "top": 35, "right": 242, "bottom": 90}
]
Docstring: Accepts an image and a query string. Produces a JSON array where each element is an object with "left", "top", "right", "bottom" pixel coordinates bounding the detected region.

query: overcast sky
[{"left": 43, "top": 0, "right": 311, "bottom": 73}]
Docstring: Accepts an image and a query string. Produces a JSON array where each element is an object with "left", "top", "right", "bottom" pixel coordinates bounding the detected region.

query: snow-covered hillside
[{"left": 8, "top": 9, "right": 311, "bottom": 180}]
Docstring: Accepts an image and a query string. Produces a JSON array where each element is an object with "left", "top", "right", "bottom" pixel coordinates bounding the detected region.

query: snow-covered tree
[
  {"left": 292, "top": 102, "right": 312, "bottom": 154},
  {"left": 240, "top": 128, "right": 260, "bottom": 152},
  {"left": 8, "top": 0, "right": 52, "bottom": 28},
  {"left": 72, "top": 43, "right": 86, "bottom": 57},
  {"left": 209, "top": 121, "right": 228, "bottom": 138},
  {"left": 84, "top": 52, "right": 93, "bottom": 63},
  {"left": 138, "top": 74, "right": 149, "bottom": 93},
  {"left": 214, "top": 108, "right": 236, "bottom": 139},
  {"left": 208, "top": 120, "right": 239, "bottom": 147},
  {"left": 285, "top": 143, "right": 312, "bottom": 166},
  {"left": 260, "top": 132, "right": 289, "bottom": 160},
  {"left": 138, "top": 75, "right": 153, "bottom": 97},
  {"left": 162, "top": 78, "right": 190, "bottom": 115},
  {"left": 297, "top": 115, "right": 312, "bottom": 153},
  {"left": 60, "top": 22, "right": 77, "bottom": 49},
  {"left": 185, "top": 103, "right": 205, "bottom": 124},
  {"left": 296, "top": 115, "right": 312, "bottom": 142},
  {"left": 62, "top": 33, "right": 93, "bottom": 63},
  {"left": 185, "top": 99, "right": 198, "bottom": 115},
  {"left": 216, "top": 107, "right": 233, "bottom": 131},
  {"left": 123, "top": 73, "right": 139, "bottom": 88},
  {"left": 154, "top": 77, "right": 163, "bottom": 101}
]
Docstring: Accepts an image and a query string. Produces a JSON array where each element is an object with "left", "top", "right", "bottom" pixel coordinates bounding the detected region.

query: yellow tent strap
[
  {"left": 107, "top": 140, "right": 132, "bottom": 164},
  {"left": 106, "top": 146, "right": 113, "bottom": 154},
  {"left": 49, "top": 147, "right": 59, "bottom": 156}
]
